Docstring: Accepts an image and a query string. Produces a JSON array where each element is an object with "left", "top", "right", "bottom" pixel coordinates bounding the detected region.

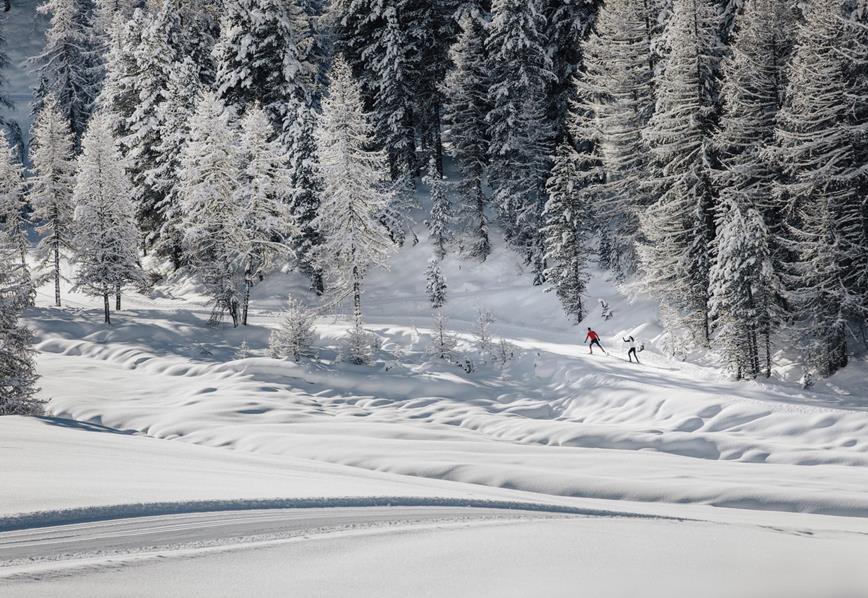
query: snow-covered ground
[{"left": 3, "top": 229, "right": 868, "bottom": 595}]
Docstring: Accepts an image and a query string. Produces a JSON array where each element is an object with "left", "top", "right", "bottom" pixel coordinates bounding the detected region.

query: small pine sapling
[{"left": 269, "top": 295, "right": 317, "bottom": 361}]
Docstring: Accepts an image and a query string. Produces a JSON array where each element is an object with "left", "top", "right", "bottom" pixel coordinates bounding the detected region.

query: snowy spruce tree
[
  {"left": 425, "top": 257, "right": 456, "bottom": 360},
  {"left": 313, "top": 56, "right": 394, "bottom": 364},
  {"left": 235, "top": 106, "right": 293, "bottom": 326},
  {"left": 0, "top": 239, "right": 41, "bottom": 416},
  {"left": 542, "top": 138, "right": 598, "bottom": 324},
  {"left": 580, "top": 0, "right": 658, "bottom": 277},
  {"left": 269, "top": 294, "right": 317, "bottom": 361},
  {"left": 442, "top": 8, "right": 491, "bottom": 261},
  {"left": 710, "top": 0, "right": 795, "bottom": 378},
  {"left": 178, "top": 93, "right": 245, "bottom": 326},
  {"left": 0, "top": 131, "right": 29, "bottom": 270},
  {"left": 639, "top": 0, "right": 723, "bottom": 345},
  {"left": 34, "top": 0, "right": 102, "bottom": 145},
  {"left": 214, "top": 0, "right": 321, "bottom": 133},
  {"left": 486, "top": 0, "right": 556, "bottom": 279},
  {"left": 424, "top": 157, "right": 452, "bottom": 261},
  {"left": 30, "top": 95, "right": 77, "bottom": 307},
  {"left": 767, "top": 0, "right": 868, "bottom": 376},
  {"left": 72, "top": 113, "right": 143, "bottom": 322}
]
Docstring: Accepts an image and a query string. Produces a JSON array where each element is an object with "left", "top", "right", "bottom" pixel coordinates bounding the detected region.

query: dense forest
[{"left": 1, "top": 0, "right": 868, "bottom": 416}]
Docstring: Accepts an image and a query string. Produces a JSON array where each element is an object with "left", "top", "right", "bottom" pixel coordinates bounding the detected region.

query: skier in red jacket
[{"left": 585, "top": 327, "right": 606, "bottom": 355}]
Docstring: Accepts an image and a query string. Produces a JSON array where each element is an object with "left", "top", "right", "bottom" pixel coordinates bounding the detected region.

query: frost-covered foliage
[
  {"left": 424, "top": 158, "right": 452, "bottom": 261},
  {"left": 34, "top": 0, "right": 102, "bottom": 145},
  {"left": 640, "top": 0, "right": 723, "bottom": 346},
  {"left": 314, "top": 56, "right": 394, "bottom": 331},
  {"left": 178, "top": 93, "right": 245, "bottom": 326},
  {"left": 0, "top": 239, "right": 40, "bottom": 416},
  {"left": 442, "top": 8, "right": 491, "bottom": 261},
  {"left": 269, "top": 294, "right": 317, "bottom": 361},
  {"left": 474, "top": 309, "right": 495, "bottom": 356},
  {"left": 72, "top": 112, "right": 143, "bottom": 324},
  {"left": 486, "top": 0, "right": 555, "bottom": 279},
  {"left": 30, "top": 95, "right": 76, "bottom": 308},
  {"left": 425, "top": 258, "right": 447, "bottom": 309},
  {"left": 0, "top": 131, "right": 29, "bottom": 271}
]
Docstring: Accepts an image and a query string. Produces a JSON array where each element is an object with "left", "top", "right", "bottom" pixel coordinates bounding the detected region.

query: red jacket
[{"left": 585, "top": 330, "right": 600, "bottom": 342}]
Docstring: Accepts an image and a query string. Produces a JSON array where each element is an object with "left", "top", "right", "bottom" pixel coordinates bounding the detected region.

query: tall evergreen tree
[
  {"left": 72, "top": 112, "right": 143, "bottom": 321},
  {"left": 0, "top": 131, "right": 29, "bottom": 270},
  {"left": 313, "top": 56, "right": 394, "bottom": 353},
  {"left": 34, "top": 0, "right": 102, "bottom": 145},
  {"left": 639, "top": 0, "right": 723, "bottom": 344},
  {"left": 768, "top": 0, "right": 868, "bottom": 376},
  {"left": 0, "top": 239, "right": 40, "bottom": 416},
  {"left": 178, "top": 93, "right": 244, "bottom": 326},
  {"left": 580, "top": 0, "right": 657, "bottom": 278},
  {"left": 442, "top": 7, "right": 491, "bottom": 261},
  {"left": 424, "top": 157, "right": 452, "bottom": 261},
  {"left": 30, "top": 95, "right": 76, "bottom": 308},
  {"left": 235, "top": 106, "right": 293, "bottom": 326},
  {"left": 486, "top": 0, "right": 556, "bottom": 279},
  {"left": 710, "top": 0, "right": 795, "bottom": 377}
]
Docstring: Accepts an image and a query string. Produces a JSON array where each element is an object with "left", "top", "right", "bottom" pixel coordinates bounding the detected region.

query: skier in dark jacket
[
  {"left": 585, "top": 328, "right": 606, "bottom": 354},
  {"left": 623, "top": 335, "right": 639, "bottom": 363}
]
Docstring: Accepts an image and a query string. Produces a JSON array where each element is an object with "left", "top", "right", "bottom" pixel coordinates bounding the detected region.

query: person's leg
[
  {"left": 631, "top": 348, "right": 639, "bottom": 363},
  {"left": 627, "top": 348, "right": 634, "bottom": 362}
]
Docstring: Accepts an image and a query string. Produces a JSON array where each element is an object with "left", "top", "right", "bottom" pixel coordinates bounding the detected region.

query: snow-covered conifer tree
[
  {"left": 313, "top": 56, "right": 394, "bottom": 361},
  {"left": 150, "top": 57, "right": 201, "bottom": 268},
  {"left": 214, "top": 0, "right": 321, "bottom": 132},
  {"left": 710, "top": 0, "right": 795, "bottom": 377},
  {"left": 269, "top": 294, "right": 317, "bottom": 360},
  {"left": 30, "top": 95, "right": 76, "bottom": 307},
  {"left": 425, "top": 257, "right": 456, "bottom": 359},
  {"left": 72, "top": 112, "right": 143, "bottom": 322},
  {"left": 486, "top": 0, "right": 556, "bottom": 279},
  {"left": 767, "top": 0, "right": 868, "bottom": 376},
  {"left": 639, "top": 0, "right": 723, "bottom": 344},
  {"left": 235, "top": 106, "right": 293, "bottom": 325},
  {"left": 34, "top": 0, "right": 102, "bottom": 145},
  {"left": 580, "top": 0, "right": 658, "bottom": 277},
  {"left": 284, "top": 97, "right": 325, "bottom": 293},
  {"left": 0, "top": 131, "right": 29, "bottom": 270},
  {"left": 0, "top": 239, "right": 41, "bottom": 416},
  {"left": 442, "top": 8, "right": 491, "bottom": 261},
  {"left": 425, "top": 257, "right": 447, "bottom": 309},
  {"left": 542, "top": 137, "right": 598, "bottom": 324},
  {"left": 424, "top": 157, "right": 452, "bottom": 261},
  {"left": 179, "top": 92, "right": 245, "bottom": 326}
]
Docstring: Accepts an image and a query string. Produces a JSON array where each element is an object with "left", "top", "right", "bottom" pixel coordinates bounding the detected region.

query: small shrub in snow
[
  {"left": 341, "top": 323, "right": 374, "bottom": 365},
  {"left": 234, "top": 340, "right": 251, "bottom": 360},
  {"left": 599, "top": 299, "right": 613, "bottom": 321},
  {"left": 474, "top": 309, "right": 495, "bottom": 356},
  {"left": 428, "top": 309, "right": 458, "bottom": 361},
  {"left": 492, "top": 338, "right": 517, "bottom": 367},
  {"left": 269, "top": 295, "right": 317, "bottom": 361}
]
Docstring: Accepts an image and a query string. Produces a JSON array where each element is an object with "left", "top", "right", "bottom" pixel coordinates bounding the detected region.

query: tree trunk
[
  {"left": 53, "top": 240, "right": 61, "bottom": 307},
  {"left": 242, "top": 278, "right": 251, "bottom": 326},
  {"left": 115, "top": 285, "right": 121, "bottom": 311},
  {"left": 103, "top": 293, "right": 111, "bottom": 324},
  {"left": 352, "top": 267, "right": 362, "bottom": 330}
]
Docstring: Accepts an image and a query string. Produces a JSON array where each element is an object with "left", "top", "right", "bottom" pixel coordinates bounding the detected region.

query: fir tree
[
  {"left": 0, "top": 239, "right": 41, "bottom": 416},
  {"left": 284, "top": 97, "right": 325, "bottom": 293},
  {"left": 425, "top": 257, "right": 447, "bottom": 309},
  {"left": 711, "top": 0, "right": 795, "bottom": 377},
  {"left": 72, "top": 112, "right": 143, "bottom": 322},
  {"left": 768, "top": 0, "right": 868, "bottom": 376},
  {"left": 235, "top": 106, "right": 293, "bottom": 326},
  {"left": 640, "top": 0, "right": 723, "bottom": 345},
  {"left": 0, "top": 131, "right": 29, "bottom": 270},
  {"left": 442, "top": 8, "right": 491, "bottom": 261},
  {"left": 269, "top": 294, "right": 317, "bottom": 360},
  {"left": 425, "top": 257, "right": 456, "bottom": 360},
  {"left": 486, "top": 0, "right": 556, "bottom": 278},
  {"left": 542, "top": 139, "right": 597, "bottom": 324},
  {"left": 313, "top": 56, "right": 394, "bottom": 360},
  {"left": 580, "top": 0, "right": 658, "bottom": 277},
  {"left": 30, "top": 95, "right": 76, "bottom": 308},
  {"left": 178, "top": 92, "right": 244, "bottom": 326},
  {"left": 424, "top": 157, "right": 452, "bottom": 261},
  {"left": 34, "top": 0, "right": 102, "bottom": 145}
]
